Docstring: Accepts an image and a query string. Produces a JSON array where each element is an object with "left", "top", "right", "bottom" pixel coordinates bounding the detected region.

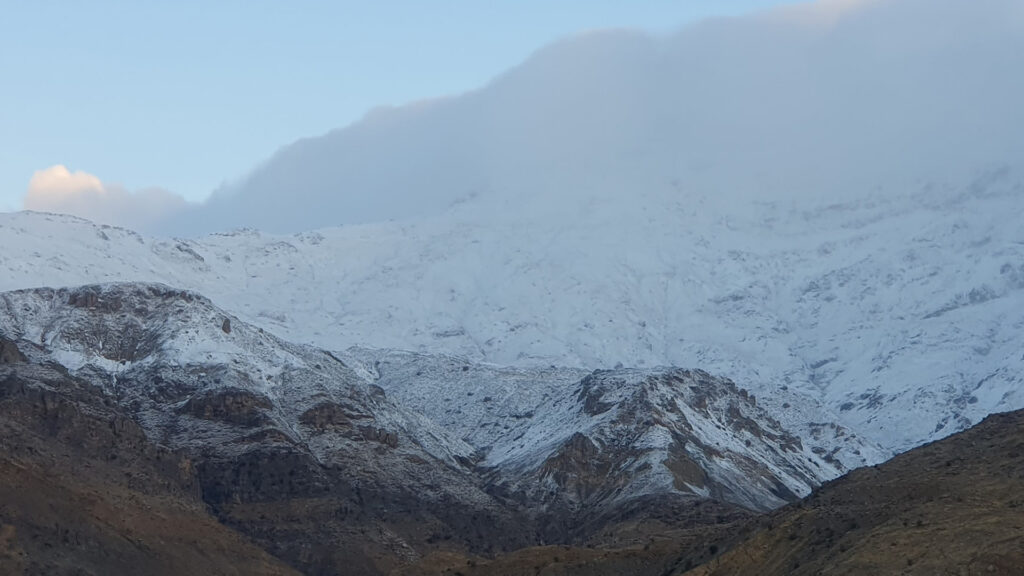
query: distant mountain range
[
  {"left": 0, "top": 282, "right": 874, "bottom": 574},
  {"left": 4, "top": 165, "right": 1023, "bottom": 455},
  {"left": 3, "top": 297, "right": 1021, "bottom": 574},
  {"left": 2, "top": 1, "right": 1022, "bottom": 573}
]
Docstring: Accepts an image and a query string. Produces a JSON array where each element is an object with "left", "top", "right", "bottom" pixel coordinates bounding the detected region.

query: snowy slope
[
  {"left": 346, "top": 348, "right": 885, "bottom": 511},
  {"left": 2, "top": 169, "right": 1022, "bottom": 454},
  {"left": 0, "top": 282, "right": 872, "bottom": 516},
  {"left": 0, "top": 283, "right": 480, "bottom": 471}
]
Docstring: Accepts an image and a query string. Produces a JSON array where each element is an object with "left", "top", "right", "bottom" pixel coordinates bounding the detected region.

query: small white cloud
[
  {"left": 23, "top": 165, "right": 190, "bottom": 231},
  {"left": 26, "top": 165, "right": 105, "bottom": 200}
]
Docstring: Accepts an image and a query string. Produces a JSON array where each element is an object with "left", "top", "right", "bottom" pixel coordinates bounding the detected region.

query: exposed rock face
[
  {"left": 0, "top": 362, "right": 299, "bottom": 576},
  {"left": 396, "top": 408, "right": 1024, "bottom": 576},
  {"left": 683, "top": 409, "right": 1024, "bottom": 576},
  {"left": 539, "top": 432, "right": 608, "bottom": 502},
  {"left": 354, "top": 349, "right": 882, "bottom": 515},
  {"left": 0, "top": 284, "right": 539, "bottom": 575},
  {"left": 0, "top": 337, "right": 25, "bottom": 364},
  {"left": 0, "top": 283, "right": 883, "bottom": 575},
  {"left": 180, "top": 388, "right": 274, "bottom": 427},
  {"left": 298, "top": 400, "right": 371, "bottom": 431}
]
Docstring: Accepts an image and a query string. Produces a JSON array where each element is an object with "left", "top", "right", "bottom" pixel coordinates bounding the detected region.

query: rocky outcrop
[
  {"left": 539, "top": 433, "right": 610, "bottom": 502},
  {"left": 0, "top": 337, "right": 24, "bottom": 364},
  {"left": 180, "top": 388, "right": 273, "bottom": 427},
  {"left": 663, "top": 440, "right": 709, "bottom": 492},
  {"left": 0, "top": 284, "right": 542, "bottom": 575},
  {"left": 683, "top": 409, "right": 1024, "bottom": 576},
  {"left": 0, "top": 362, "right": 299, "bottom": 576},
  {"left": 298, "top": 401, "right": 370, "bottom": 432},
  {"left": 0, "top": 283, "right": 887, "bottom": 575},
  {"left": 477, "top": 368, "right": 837, "bottom": 517},
  {"left": 393, "top": 408, "right": 1024, "bottom": 576}
]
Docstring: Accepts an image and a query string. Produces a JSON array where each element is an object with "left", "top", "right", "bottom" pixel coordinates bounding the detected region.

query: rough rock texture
[
  {"left": 1, "top": 284, "right": 539, "bottom": 575},
  {"left": 351, "top": 349, "right": 883, "bottom": 514},
  {"left": 683, "top": 409, "right": 1024, "bottom": 576},
  {"left": 0, "top": 361, "right": 300, "bottom": 576},
  {"left": 1, "top": 283, "right": 1020, "bottom": 575},
  {"left": 4, "top": 172, "right": 1024, "bottom": 458},
  {"left": 395, "top": 408, "right": 1024, "bottom": 576},
  {"left": 0, "top": 282, "right": 866, "bottom": 575},
  {"left": 0, "top": 336, "right": 25, "bottom": 364}
]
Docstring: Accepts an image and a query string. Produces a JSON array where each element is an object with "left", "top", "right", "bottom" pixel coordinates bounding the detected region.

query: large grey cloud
[
  {"left": 171, "top": 0, "right": 1022, "bottom": 235},
  {"left": 29, "top": 0, "right": 1024, "bottom": 235}
]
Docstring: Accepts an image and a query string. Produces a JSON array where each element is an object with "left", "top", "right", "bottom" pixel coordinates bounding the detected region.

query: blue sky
[{"left": 0, "top": 0, "right": 796, "bottom": 211}]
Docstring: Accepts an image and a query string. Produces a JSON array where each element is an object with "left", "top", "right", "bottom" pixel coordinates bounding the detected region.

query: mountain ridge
[
  {"left": 0, "top": 281, "right": 873, "bottom": 574},
  {"left": 3, "top": 168, "right": 1022, "bottom": 455}
]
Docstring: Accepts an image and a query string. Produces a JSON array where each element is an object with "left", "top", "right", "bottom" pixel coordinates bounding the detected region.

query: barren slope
[
  {"left": 0, "top": 348, "right": 300, "bottom": 576},
  {"left": 683, "top": 409, "right": 1024, "bottom": 576}
]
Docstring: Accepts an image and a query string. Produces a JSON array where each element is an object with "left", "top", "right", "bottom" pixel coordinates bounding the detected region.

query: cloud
[
  {"left": 767, "top": 0, "right": 882, "bottom": 28},
  {"left": 23, "top": 0, "right": 1022, "bottom": 237},
  {"left": 26, "top": 165, "right": 105, "bottom": 199},
  {"left": 23, "top": 165, "right": 191, "bottom": 231},
  {"left": 184, "top": 0, "right": 1024, "bottom": 235}
]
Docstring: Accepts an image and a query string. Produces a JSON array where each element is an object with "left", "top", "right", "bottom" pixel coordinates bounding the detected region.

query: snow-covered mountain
[
  {"left": 0, "top": 282, "right": 867, "bottom": 566},
  {"left": 0, "top": 283, "right": 873, "bottom": 499},
  {"left": 343, "top": 348, "right": 881, "bottom": 511},
  {"left": 3, "top": 167, "right": 1022, "bottom": 454},
  {"left": 5, "top": 2, "right": 1022, "bottom": 573},
  {"left": 4, "top": 0, "right": 1021, "bottom": 460},
  {"left": 0, "top": 283, "right": 480, "bottom": 473}
]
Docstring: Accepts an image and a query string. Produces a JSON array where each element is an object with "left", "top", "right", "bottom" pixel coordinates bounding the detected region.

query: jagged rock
[
  {"left": 539, "top": 432, "right": 622, "bottom": 503},
  {"left": 299, "top": 401, "right": 370, "bottom": 432},
  {"left": 0, "top": 362, "right": 298, "bottom": 576},
  {"left": 684, "top": 409, "right": 1024, "bottom": 576},
  {"left": 359, "top": 425, "right": 399, "bottom": 448},
  {"left": 0, "top": 337, "right": 24, "bottom": 364},
  {"left": 0, "top": 283, "right": 887, "bottom": 575},
  {"left": 0, "top": 284, "right": 541, "bottom": 575},
  {"left": 664, "top": 440, "right": 710, "bottom": 492},
  {"left": 180, "top": 388, "right": 273, "bottom": 427}
]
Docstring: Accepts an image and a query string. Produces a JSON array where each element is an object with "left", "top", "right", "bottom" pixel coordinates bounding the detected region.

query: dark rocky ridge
[
  {"left": 0, "top": 351, "right": 299, "bottom": 576},
  {"left": 682, "top": 408, "right": 1024, "bottom": 576},
  {"left": 393, "top": 408, "right": 1024, "bottom": 575},
  {"left": 358, "top": 347, "right": 873, "bottom": 517},
  {"left": 0, "top": 353, "right": 746, "bottom": 576},
  {"left": 0, "top": 336, "right": 25, "bottom": 364},
  {"left": 0, "top": 283, "right": 910, "bottom": 575}
]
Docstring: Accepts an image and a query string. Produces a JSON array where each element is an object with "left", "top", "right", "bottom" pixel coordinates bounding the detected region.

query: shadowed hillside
[
  {"left": 395, "top": 409, "right": 1024, "bottom": 575},
  {"left": 683, "top": 409, "right": 1024, "bottom": 576},
  {"left": 0, "top": 343, "right": 299, "bottom": 576}
]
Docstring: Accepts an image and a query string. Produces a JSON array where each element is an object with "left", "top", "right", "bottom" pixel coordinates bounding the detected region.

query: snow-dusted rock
[
  {"left": 0, "top": 282, "right": 875, "bottom": 517},
  {"left": 2, "top": 170, "right": 1021, "bottom": 455}
]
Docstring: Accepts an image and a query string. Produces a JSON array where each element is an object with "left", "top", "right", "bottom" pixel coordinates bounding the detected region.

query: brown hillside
[
  {"left": 395, "top": 409, "right": 1024, "bottom": 576},
  {"left": 683, "top": 409, "right": 1024, "bottom": 576},
  {"left": 0, "top": 356, "right": 300, "bottom": 576}
]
